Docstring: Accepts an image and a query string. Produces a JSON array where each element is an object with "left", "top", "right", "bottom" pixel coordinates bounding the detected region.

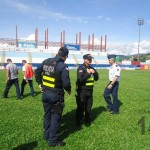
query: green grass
[{"left": 0, "top": 69, "right": 150, "bottom": 150}]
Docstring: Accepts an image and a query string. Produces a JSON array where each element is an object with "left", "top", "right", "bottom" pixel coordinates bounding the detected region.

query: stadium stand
[
  {"left": 0, "top": 46, "right": 109, "bottom": 69},
  {"left": 0, "top": 38, "right": 141, "bottom": 70}
]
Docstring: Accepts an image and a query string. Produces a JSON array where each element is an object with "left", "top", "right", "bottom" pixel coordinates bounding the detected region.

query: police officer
[
  {"left": 103, "top": 54, "right": 121, "bottom": 114},
  {"left": 34, "top": 47, "right": 71, "bottom": 147},
  {"left": 75, "top": 54, "right": 99, "bottom": 129}
]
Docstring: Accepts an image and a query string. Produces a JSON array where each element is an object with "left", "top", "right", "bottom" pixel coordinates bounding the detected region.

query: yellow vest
[{"left": 85, "top": 77, "right": 94, "bottom": 86}]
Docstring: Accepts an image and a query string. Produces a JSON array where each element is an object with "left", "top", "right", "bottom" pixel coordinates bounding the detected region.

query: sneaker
[
  {"left": 111, "top": 112, "right": 119, "bottom": 115},
  {"left": 16, "top": 97, "right": 22, "bottom": 100},
  {"left": 49, "top": 141, "right": 66, "bottom": 147},
  {"left": 85, "top": 118, "right": 91, "bottom": 127},
  {"left": 106, "top": 106, "right": 113, "bottom": 112}
]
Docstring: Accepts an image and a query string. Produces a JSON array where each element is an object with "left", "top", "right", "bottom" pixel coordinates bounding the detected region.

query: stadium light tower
[{"left": 137, "top": 18, "right": 144, "bottom": 62}]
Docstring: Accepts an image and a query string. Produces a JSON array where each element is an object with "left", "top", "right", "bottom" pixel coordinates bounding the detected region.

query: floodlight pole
[{"left": 137, "top": 18, "right": 144, "bottom": 62}]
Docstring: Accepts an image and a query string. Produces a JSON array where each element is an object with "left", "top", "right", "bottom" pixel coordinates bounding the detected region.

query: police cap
[
  {"left": 83, "top": 54, "right": 94, "bottom": 60},
  {"left": 107, "top": 54, "right": 116, "bottom": 59},
  {"left": 58, "top": 47, "right": 69, "bottom": 57}
]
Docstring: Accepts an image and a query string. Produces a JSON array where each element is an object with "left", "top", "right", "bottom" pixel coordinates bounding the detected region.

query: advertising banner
[
  {"left": 18, "top": 41, "right": 37, "bottom": 48},
  {"left": 64, "top": 44, "right": 80, "bottom": 50},
  {"left": 141, "top": 64, "right": 150, "bottom": 70}
]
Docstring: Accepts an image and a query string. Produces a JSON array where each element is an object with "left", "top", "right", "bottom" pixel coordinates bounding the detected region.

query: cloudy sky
[{"left": 0, "top": 0, "right": 150, "bottom": 55}]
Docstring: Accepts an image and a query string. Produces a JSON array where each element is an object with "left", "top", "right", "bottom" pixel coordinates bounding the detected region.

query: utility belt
[
  {"left": 81, "top": 86, "right": 93, "bottom": 91},
  {"left": 43, "top": 89, "right": 64, "bottom": 103},
  {"left": 50, "top": 91, "right": 65, "bottom": 115},
  {"left": 43, "top": 89, "right": 64, "bottom": 95},
  {"left": 76, "top": 88, "right": 93, "bottom": 98},
  {"left": 109, "top": 81, "right": 119, "bottom": 86}
]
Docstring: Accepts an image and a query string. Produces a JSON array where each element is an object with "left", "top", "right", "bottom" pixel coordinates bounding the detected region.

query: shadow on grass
[
  {"left": 118, "top": 99, "right": 123, "bottom": 110},
  {"left": 92, "top": 106, "right": 106, "bottom": 121},
  {"left": 22, "top": 91, "right": 41, "bottom": 99},
  {"left": 59, "top": 106, "right": 105, "bottom": 140},
  {"left": 34, "top": 91, "right": 42, "bottom": 96},
  {"left": 12, "top": 140, "right": 38, "bottom": 150},
  {"left": 59, "top": 109, "right": 77, "bottom": 141},
  {"left": 3, "top": 91, "right": 41, "bottom": 100}
]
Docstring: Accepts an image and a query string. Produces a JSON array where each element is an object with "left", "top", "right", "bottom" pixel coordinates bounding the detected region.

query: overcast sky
[{"left": 0, "top": 0, "right": 150, "bottom": 55}]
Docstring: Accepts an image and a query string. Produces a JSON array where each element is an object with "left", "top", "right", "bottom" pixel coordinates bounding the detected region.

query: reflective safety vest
[
  {"left": 43, "top": 75, "right": 55, "bottom": 88},
  {"left": 85, "top": 77, "right": 94, "bottom": 86},
  {"left": 24, "top": 64, "right": 34, "bottom": 78},
  {"left": 42, "top": 60, "right": 63, "bottom": 89}
]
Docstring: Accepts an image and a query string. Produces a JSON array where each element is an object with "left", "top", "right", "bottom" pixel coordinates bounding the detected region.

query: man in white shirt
[
  {"left": 21, "top": 60, "right": 34, "bottom": 98},
  {"left": 103, "top": 55, "right": 121, "bottom": 114}
]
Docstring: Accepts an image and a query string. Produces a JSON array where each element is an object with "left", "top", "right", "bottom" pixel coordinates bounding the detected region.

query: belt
[
  {"left": 43, "top": 89, "right": 63, "bottom": 94},
  {"left": 109, "top": 81, "right": 119, "bottom": 84}
]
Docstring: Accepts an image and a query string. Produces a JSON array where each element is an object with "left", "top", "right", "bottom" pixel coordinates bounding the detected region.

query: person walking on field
[
  {"left": 2, "top": 59, "right": 21, "bottom": 100},
  {"left": 103, "top": 54, "right": 121, "bottom": 114},
  {"left": 21, "top": 60, "right": 34, "bottom": 98}
]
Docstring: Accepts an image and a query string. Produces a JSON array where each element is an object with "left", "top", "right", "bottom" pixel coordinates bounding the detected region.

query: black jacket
[
  {"left": 34, "top": 55, "right": 71, "bottom": 93},
  {"left": 76, "top": 63, "right": 99, "bottom": 91}
]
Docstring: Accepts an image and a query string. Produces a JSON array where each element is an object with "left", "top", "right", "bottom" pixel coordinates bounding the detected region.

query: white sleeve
[
  {"left": 115, "top": 67, "right": 121, "bottom": 76},
  {"left": 22, "top": 66, "right": 26, "bottom": 71}
]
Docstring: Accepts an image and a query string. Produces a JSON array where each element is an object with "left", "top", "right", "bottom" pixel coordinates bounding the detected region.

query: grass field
[{"left": 0, "top": 69, "right": 150, "bottom": 150}]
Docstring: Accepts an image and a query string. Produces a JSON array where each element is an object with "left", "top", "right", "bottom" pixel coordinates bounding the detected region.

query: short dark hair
[
  {"left": 83, "top": 54, "right": 93, "bottom": 60},
  {"left": 22, "top": 60, "right": 27, "bottom": 63},
  {"left": 58, "top": 47, "right": 69, "bottom": 57},
  {"left": 7, "top": 59, "right": 12, "bottom": 63}
]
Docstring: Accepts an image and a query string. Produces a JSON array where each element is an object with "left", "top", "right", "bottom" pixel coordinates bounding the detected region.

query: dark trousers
[
  {"left": 103, "top": 81, "right": 119, "bottom": 113},
  {"left": 21, "top": 79, "right": 34, "bottom": 96},
  {"left": 76, "top": 91, "right": 93, "bottom": 125},
  {"left": 42, "top": 91, "right": 64, "bottom": 145},
  {"left": 3, "top": 78, "right": 21, "bottom": 99}
]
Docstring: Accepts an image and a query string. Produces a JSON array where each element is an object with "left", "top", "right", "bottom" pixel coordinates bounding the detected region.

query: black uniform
[
  {"left": 34, "top": 53, "right": 71, "bottom": 146},
  {"left": 76, "top": 63, "right": 99, "bottom": 127}
]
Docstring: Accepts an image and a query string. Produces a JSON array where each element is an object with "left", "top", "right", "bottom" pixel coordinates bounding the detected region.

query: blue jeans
[{"left": 103, "top": 82, "right": 119, "bottom": 113}]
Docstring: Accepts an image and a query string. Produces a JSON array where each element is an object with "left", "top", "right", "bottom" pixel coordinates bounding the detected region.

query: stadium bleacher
[
  {"left": 0, "top": 44, "right": 109, "bottom": 69},
  {"left": 0, "top": 39, "right": 141, "bottom": 70}
]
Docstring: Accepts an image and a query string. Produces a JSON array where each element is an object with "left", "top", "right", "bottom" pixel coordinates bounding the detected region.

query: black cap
[
  {"left": 83, "top": 54, "right": 93, "bottom": 60},
  {"left": 107, "top": 54, "right": 116, "bottom": 59},
  {"left": 58, "top": 47, "right": 69, "bottom": 57}
]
